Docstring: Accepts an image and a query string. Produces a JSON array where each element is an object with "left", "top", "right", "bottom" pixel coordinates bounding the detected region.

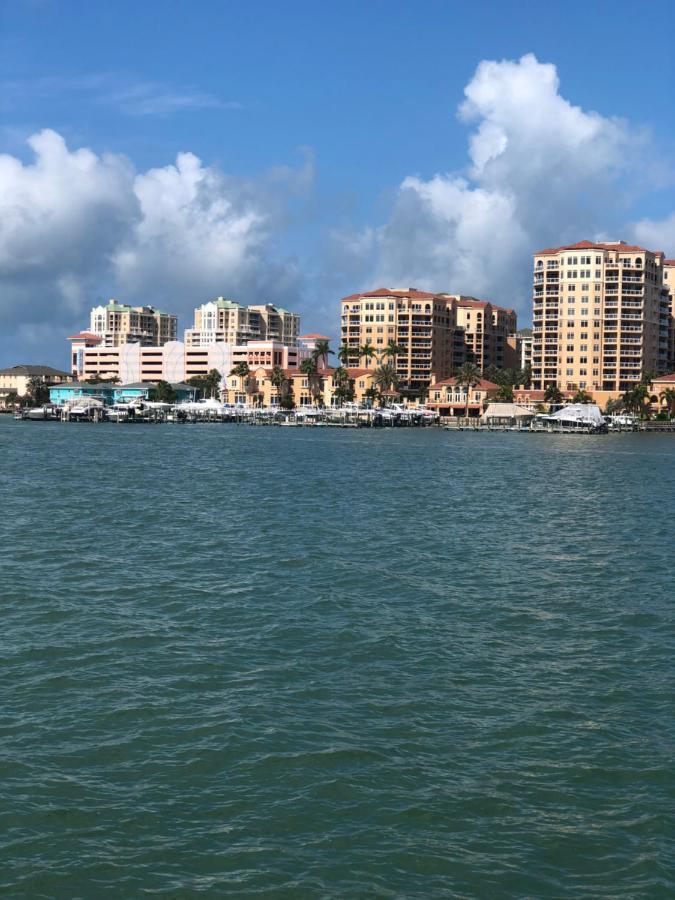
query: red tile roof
[
  {"left": 535, "top": 240, "right": 664, "bottom": 257},
  {"left": 664, "top": 259, "right": 675, "bottom": 267},
  {"left": 68, "top": 331, "right": 101, "bottom": 342},
  {"left": 431, "top": 377, "right": 500, "bottom": 391},
  {"left": 341, "top": 288, "right": 441, "bottom": 302},
  {"left": 298, "top": 333, "right": 331, "bottom": 340},
  {"left": 651, "top": 373, "right": 675, "bottom": 383},
  {"left": 345, "top": 368, "right": 372, "bottom": 378}
]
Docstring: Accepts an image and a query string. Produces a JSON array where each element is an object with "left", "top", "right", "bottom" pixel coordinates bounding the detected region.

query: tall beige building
[
  {"left": 340, "top": 289, "right": 461, "bottom": 391},
  {"left": 185, "top": 298, "right": 300, "bottom": 347},
  {"left": 448, "top": 296, "right": 518, "bottom": 370},
  {"left": 90, "top": 301, "right": 177, "bottom": 347},
  {"left": 664, "top": 259, "right": 675, "bottom": 371},
  {"left": 531, "top": 241, "right": 670, "bottom": 392}
]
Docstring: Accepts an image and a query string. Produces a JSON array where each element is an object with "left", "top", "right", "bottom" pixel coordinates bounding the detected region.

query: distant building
[
  {"left": 185, "top": 298, "right": 300, "bottom": 347},
  {"left": 49, "top": 381, "right": 197, "bottom": 406},
  {"left": 0, "top": 364, "right": 73, "bottom": 401},
  {"left": 90, "top": 300, "right": 177, "bottom": 347}
]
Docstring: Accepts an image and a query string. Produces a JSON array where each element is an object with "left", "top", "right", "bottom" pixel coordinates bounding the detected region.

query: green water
[{"left": 1, "top": 418, "right": 673, "bottom": 898}]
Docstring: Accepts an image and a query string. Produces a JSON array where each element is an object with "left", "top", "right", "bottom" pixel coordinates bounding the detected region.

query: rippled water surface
[{"left": 1, "top": 417, "right": 673, "bottom": 898}]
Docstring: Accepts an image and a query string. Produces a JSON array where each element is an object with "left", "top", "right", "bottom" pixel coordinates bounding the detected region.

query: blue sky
[{"left": 1, "top": 0, "right": 675, "bottom": 366}]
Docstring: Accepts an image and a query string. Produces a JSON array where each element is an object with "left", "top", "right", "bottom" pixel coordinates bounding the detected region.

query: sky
[{"left": 1, "top": 0, "right": 675, "bottom": 368}]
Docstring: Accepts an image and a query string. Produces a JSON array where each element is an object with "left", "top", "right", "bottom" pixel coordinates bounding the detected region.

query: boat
[{"left": 531, "top": 403, "right": 608, "bottom": 433}]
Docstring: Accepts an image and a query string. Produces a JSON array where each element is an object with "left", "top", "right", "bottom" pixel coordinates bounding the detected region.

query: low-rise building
[
  {"left": 425, "top": 377, "right": 500, "bottom": 417},
  {"left": 49, "top": 381, "right": 197, "bottom": 406},
  {"left": 0, "top": 364, "right": 73, "bottom": 402}
]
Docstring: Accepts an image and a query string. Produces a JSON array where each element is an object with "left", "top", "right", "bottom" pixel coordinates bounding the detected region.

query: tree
[
  {"left": 364, "top": 386, "right": 379, "bottom": 408},
  {"left": 572, "top": 389, "right": 593, "bottom": 404},
  {"left": 312, "top": 339, "right": 333, "bottom": 370},
  {"left": 280, "top": 393, "right": 295, "bottom": 410},
  {"left": 300, "top": 357, "right": 323, "bottom": 405},
  {"left": 519, "top": 363, "right": 533, "bottom": 389},
  {"left": 271, "top": 365, "right": 287, "bottom": 404},
  {"left": 26, "top": 376, "right": 50, "bottom": 405},
  {"left": 604, "top": 397, "right": 625, "bottom": 415},
  {"left": 623, "top": 383, "right": 650, "bottom": 419},
  {"left": 337, "top": 344, "right": 356, "bottom": 366},
  {"left": 154, "top": 380, "right": 177, "bottom": 403},
  {"left": 497, "top": 383, "right": 514, "bottom": 402},
  {"left": 372, "top": 362, "right": 399, "bottom": 400},
  {"left": 544, "top": 384, "right": 563, "bottom": 406},
  {"left": 229, "top": 363, "right": 249, "bottom": 399},
  {"left": 380, "top": 340, "right": 403, "bottom": 364},
  {"left": 456, "top": 363, "right": 482, "bottom": 418},
  {"left": 359, "top": 342, "right": 377, "bottom": 367},
  {"left": 660, "top": 387, "right": 675, "bottom": 418},
  {"left": 4, "top": 390, "right": 18, "bottom": 409}
]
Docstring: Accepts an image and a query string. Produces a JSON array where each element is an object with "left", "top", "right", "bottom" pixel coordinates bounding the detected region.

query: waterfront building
[
  {"left": 49, "top": 381, "right": 197, "bottom": 406},
  {"left": 0, "top": 364, "right": 73, "bottom": 401},
  {"left": 339, "top": 288, "right": 462, "bottom": 393},
  {"left": 339, "top": 288, "right": 517, "bottom": 394},
  {"left": 425, "top": 377, "right": 500, "bottom": 418},
  {"left": 222, "top": 365, "right": 376, "bottom": 408},
  {"left": 531, "top": 240, "right": 670, "bottom": 392},
  {"left": 90, "top": 301, "right": 177, "bottom": 347}
]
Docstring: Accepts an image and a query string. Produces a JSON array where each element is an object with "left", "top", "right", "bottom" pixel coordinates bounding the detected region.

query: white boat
[{"left": 531, "top": 403, "right": 608, "bottom": 433}]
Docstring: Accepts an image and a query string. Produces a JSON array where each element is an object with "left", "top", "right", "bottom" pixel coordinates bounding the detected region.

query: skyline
[{"left": 1, "top": 0, "right": 675, "bottom": 368}]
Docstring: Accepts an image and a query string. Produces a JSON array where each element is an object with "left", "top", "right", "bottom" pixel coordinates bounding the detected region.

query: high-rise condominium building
[
  {"left": 664, "top": 259, "right": 675, "bottom": 371},
  {"left": 531, "top": 241, "right": 670, "bottom": 392},
  {"left": 90, "top": 301, "right": 177, "bottom": 347},
  {"left": 185, "top": 298, "right": 300, "bottom": 347},
  {"left": 340, "top": 289, "right": 460, "bottom": 390},
  {"left": 449, "top": 297, "right": 518, "bottom": 370}
]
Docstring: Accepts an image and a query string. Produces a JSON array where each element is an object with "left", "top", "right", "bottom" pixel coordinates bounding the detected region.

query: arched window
[
  {"left": 635, "top": 258, "right": 642, "bottom": 267},
  {"left": 536, "top": 260, "right": 543, "bottom": 268}
]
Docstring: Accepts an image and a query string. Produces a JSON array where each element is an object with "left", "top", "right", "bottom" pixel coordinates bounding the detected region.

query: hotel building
[
  {"left": 531, "top": 240, "right": 670, "bottom": 392},
  {"left": 90, "top": 301, "right": 177, "bottom": 347}
]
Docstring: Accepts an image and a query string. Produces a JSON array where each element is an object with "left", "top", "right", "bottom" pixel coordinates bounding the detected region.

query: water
[{"left": 0, "top": 417, "right": 673, "bottom": 898}]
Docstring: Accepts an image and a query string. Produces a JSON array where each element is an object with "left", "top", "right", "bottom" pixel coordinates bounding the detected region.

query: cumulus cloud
[
  {"left": 0, "top": 129, "right": 307, "bottom": 364},
  {"left": 369, "top": 53, "right": 659, "bottom": 312},
  {"left": 633, "top": 212, "right": 675, "bottom": 257}
]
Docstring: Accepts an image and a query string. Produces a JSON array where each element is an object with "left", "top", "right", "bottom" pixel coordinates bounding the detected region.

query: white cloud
[
  {"left": 0, "top": 129, "right": 307, "bottom": 364},
  {"left": 368, "top": 53, "right": 658, "bottom": 315},
  {"left": 633, "top": 212, "right": 675, "bottom": 257}
]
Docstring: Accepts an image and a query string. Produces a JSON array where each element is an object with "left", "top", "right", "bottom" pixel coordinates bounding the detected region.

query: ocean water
[{"left": 0, "top": 417, "right": 673, "bottom": 898}]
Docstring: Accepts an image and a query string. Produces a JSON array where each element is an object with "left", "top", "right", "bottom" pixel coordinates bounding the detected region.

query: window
[
  {"left": 595, "top": 256, "right": 602, "bottom": 264},
  {"left": 566, "top": 368, "right": 574, "bottom": 376}
]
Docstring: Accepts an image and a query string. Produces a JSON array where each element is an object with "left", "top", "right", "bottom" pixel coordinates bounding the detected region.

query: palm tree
[
  {"left": 154, "top": 380, "right": 177, "bottom": 403},
  {"left": 271, "top": 365, "right": 286, "bottom": 405},
  {"left": 363, "top": 386, "right": 379, "bottom": 408},
  {"left": 380, "top": 340, "right": 403, "bottom": 364},
  {"left": 456, "top": 363, "right": 482, "bottom": 418},
  {"left": 660, "top": 387, "right": 675, "bottom": 418},
  {"left": 337, "top": 343, "right": 356, "bottom": 366},
  {"left": 312, "top": 339, "right": 333, "bottom": 371},
  {"left": 572, "top": 389, "right": 593, "bottom": 404},
  {"left": 230, "top": 363, "right": 249, "bottom": 399},
  {"left": 544, "top": 384, "right": 563, "bottom": 406},
  {"left": 497, "top": 383, "right": 514, "bottom": 402},
  {"left": 372, "top": 362, "right": 399, "bottom": 397},
  {"left": 359, "top": 342, "right": 377, "bottom": 368},
  {"left": 27, "top": 375, "right": 50, "bottom": 405},
  {"left": 300, "top": 357, "right": 323, "bottom": 406}
]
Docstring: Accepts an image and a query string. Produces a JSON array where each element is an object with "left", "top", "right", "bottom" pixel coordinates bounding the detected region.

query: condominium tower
[
  {"left": 90, "top": 301, "right": 177, "bottom": 347},
  {"left": 531, "top": 241, "right": 670, "bottom": 392},
  {"left": 185, "top": 298, "right": 299, "bottom": 347},
  {"left": 339, "top": 288, "right": 518, "bottom": 391}
]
